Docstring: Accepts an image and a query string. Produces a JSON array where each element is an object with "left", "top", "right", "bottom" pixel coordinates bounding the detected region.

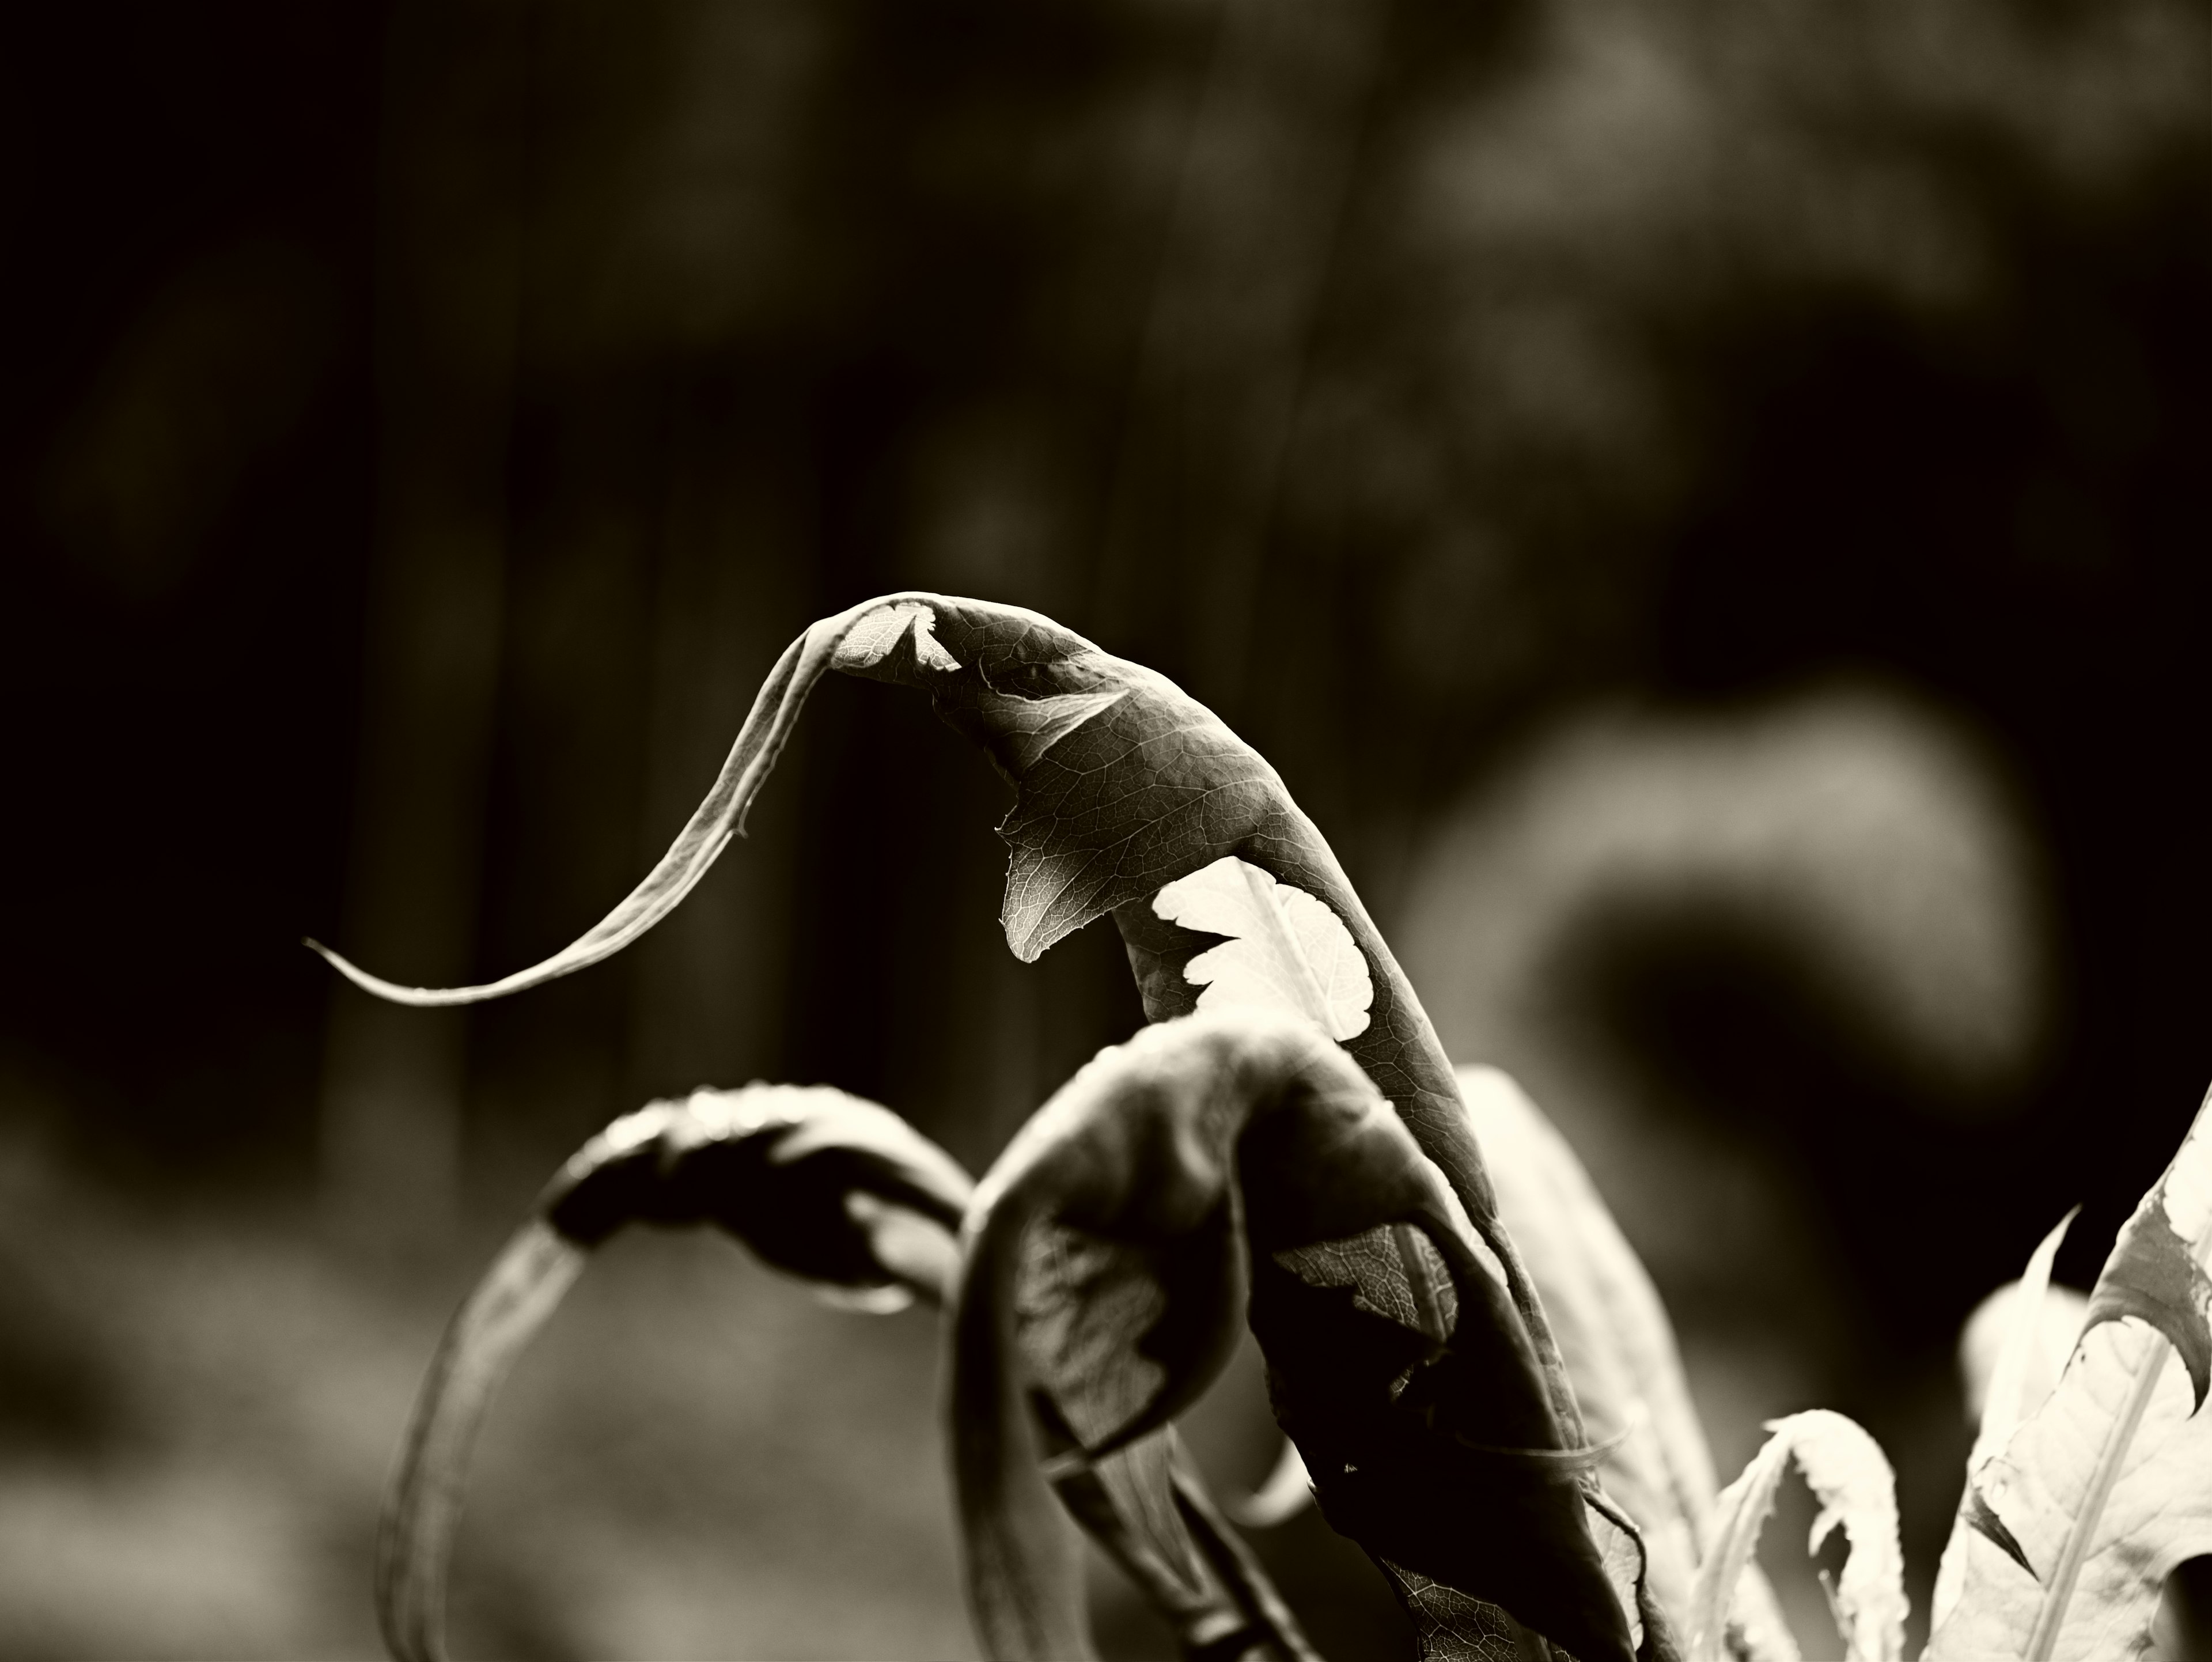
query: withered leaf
[
  {"left": 544, "top": 1084, "right": 972, "bottom": 1301},
  {"left": 380, "top": 1086, "right": 972, "bottom": 1662},
  {"left": 953, "top": 1012, "right": 1635, "bottom": 1662},
  {"left": 315, "top": 593, "right": 1609, "bottom": 1652}
]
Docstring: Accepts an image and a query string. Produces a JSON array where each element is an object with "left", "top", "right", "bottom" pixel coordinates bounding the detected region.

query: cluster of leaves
[{"left": 323, "top": 596, "right": 2212, "bottom": 1662}]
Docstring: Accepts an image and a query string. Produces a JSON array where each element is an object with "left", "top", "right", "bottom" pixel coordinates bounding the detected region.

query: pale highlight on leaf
[
  {"left": 1153, "top": 856, "right": 1373, "bottom": 1041},
  {"left": 306, "top": 592, "right": 1595, "bottom": 1609},
  {"left": 1931, "top": 1210, "right": 2078, "bottom": 1631},
  {"left": 1687, "top": 1410, "right": 1905, "bottom": 1662},
  {"left": 1232, "top": 1437, "right": 1315, "bottom": 1529},
  {"left": 1927, "top": 1086, "right": 2212, "bottom": 1662},
  {"left": 830, "top": 599, "right": 964, "bottom": 673}
]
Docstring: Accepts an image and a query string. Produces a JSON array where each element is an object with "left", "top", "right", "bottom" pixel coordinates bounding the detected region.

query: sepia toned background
[{"left": 2, "top": 0, "right": 2206, "bottom": 1654}]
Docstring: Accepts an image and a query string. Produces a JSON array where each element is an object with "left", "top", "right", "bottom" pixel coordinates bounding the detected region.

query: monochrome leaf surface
[
  {"left": 1687, "top": 1410, "right": 1905, "bottom": 1662},
  {"left": 315, "top": 593, "right": 1614, "bottom": 1655},
  {"left": 952, "top": 1012, "right": 1638, "bottom": 1662},
  {"left": 1927, "top": 1086, "right": 2212, "bottom": 1662}
]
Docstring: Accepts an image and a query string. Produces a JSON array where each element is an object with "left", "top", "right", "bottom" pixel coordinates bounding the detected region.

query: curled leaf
[
  {"left": 308, "top": 592, "right": 1584, "bottom": 1448},
  {"left": 952, "top": 1011, "right": 1635, "bottom": 1662},
  {"left": 1687, "top": 1410, "right": 1906, "bottom": 1662},
  {"left": 1928, "top": 1085, "right": 2212, "bottom": 1662},
  {"left": 543, "top": 1084, "right": 973, "bottom": 1301},
  {"left": 316, "top": 593, "right": 1606, "bottom": 1648},
  {"left": 378, "top": 1085, "right": 972, "bottom": 1662}
]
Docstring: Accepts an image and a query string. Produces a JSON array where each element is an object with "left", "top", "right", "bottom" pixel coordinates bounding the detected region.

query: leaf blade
[
  {"left": 1687, "top": 1410, "right": 1904, "bottom": 1662},
  {"left": 1929, "top": 1086, "right": 2212, "bottom": 1662},
  {"left": 1930, "top": 1210, "right": 2077, "bottom": 1631},
  {"left": 378, "top": 1084, "right": 975, "bottom": 1662}
]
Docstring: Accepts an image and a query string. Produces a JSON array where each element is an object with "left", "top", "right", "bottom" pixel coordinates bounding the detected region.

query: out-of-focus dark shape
[
  {"left": 43, "top": 240, "right": 340, "bottom": 600},
  {"left": 319, "top": 0, "right": 528, "bottom": 1246},
  {"left": 1402, "top": 687, "right": 2050, "bottom": 1115}
]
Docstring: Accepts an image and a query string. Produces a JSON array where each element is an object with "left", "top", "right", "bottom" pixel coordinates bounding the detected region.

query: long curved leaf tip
[
  {"left": 306, "top": 630, "right": 812, "bottom": 1005},
  {"left": 1927, "top": 1084, "right": 2212, "bottom": 1662},
  {"left": 1686, "top": 1410, "right": 1905, "bottom": 1662},
  {"left": 308, "top": 592, "right": 1102, "bottom": 1007},
  {"left": 310, "top": 594, "right": 927, "bottom": 1006},
  {"left": 379, "top": 1221, "right": 585, "bottom": 1662},
  {"left": 308, "top": 593, "right": 1580, "bottom": 1446}
]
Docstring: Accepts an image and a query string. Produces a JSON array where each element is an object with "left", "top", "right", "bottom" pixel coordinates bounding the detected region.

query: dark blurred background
[{"left": 1, "top": 0, "right": 2206, "bottom": 1654}]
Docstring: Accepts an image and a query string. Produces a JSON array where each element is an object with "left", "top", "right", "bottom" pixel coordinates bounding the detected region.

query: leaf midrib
[
  {"left": 1240, "top": 862, "right": 1336, "bottom": 1032},
  {"left": 2022, "top": 1332, "right": 2169, "bottom": 1661}
]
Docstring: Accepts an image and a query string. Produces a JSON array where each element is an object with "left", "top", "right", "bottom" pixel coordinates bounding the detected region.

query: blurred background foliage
[{"left": 1, "top": 0, "right": 2206, "bottom": 1653}]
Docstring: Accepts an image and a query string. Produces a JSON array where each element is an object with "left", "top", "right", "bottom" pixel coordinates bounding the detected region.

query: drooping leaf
[
  {"left": 1930, "top": 1210, "right": 2078, "bottom": 1631},
  {"left": 388, "top": 1078, "right": 1313, "bottom": 1662},
  {"left": 1686, "top": 1410, "right": 1906, "bottom": 1662},
  {"left": 1926, "top": 1085, "right": 2212, "bottom": 1662},
  {"left": 314, "top": 593, "right": 1607, "bottom": 1649},
  {"left": 1153, "top": 855, "right": 1373, "bottom": 1041},
  {"left": 544, "top": 1084, "right": 975, "bottom": 1296},
  {"left": 379, "top": 1085, "right": 972, "bottom": 1662},
  {"left": 1459, "top": 1067, "right": 1796, "bottom": 1662},
  {"left": 952, "top": 1011, "right": 1638, "bottom": 1662}
]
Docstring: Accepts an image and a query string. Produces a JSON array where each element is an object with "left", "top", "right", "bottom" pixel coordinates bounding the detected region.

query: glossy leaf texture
[
  {"left": 951, "top": 1011, "right": 1638, "bottom": 1662},
  {"left": 1927, "top": 1085, "right": 2212, "bottom": 1662},
  {"left": 1686, "top": 1411, "right": 1906, "bottom": 1662},
  {"left": 1459, "top": 1067, "right": 1796, "bottom": 1662},
  {"left": 378, "top": 1084, "right": 972, "bottom": 1662}
]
